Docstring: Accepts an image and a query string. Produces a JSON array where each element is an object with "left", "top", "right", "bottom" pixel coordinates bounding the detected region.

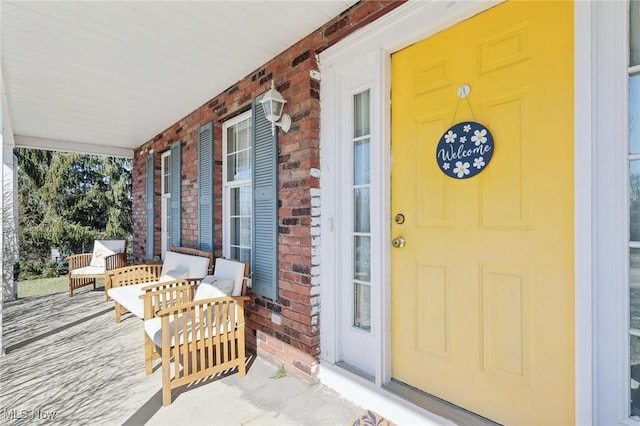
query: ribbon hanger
[{"left": 450, "top": 84, "right": 477, "bottom": 125}]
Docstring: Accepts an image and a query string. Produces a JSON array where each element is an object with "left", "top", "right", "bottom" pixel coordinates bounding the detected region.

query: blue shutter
[
  {"left": 170, "top": 141, "right": 182, "bottom": 247},
  {"left": 198, "top": 122, "right": 214, "bottom": 252},
  {"left": 252, "top": 95, "right": 278, "bottom": 300},
  {"left": 146, "top": 153, "right": 154, "bottom": 260}
]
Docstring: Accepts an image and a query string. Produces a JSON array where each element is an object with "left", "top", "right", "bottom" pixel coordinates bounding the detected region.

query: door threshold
[
  {"left": 336, "top": 361, "right": 375, "bottom": 383},
  {"left": 320, "top": 361, "right": 494, "bottom": 425},
  {"left": 383, "top": 379, "right": 501, "bottom": 426}
]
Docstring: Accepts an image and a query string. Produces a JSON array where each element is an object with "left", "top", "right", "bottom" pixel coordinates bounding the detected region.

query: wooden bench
[{"left": 107, "top": 246, "right": 214, "bottom": 323}]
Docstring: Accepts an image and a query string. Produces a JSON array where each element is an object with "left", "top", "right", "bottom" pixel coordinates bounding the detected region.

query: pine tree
[{"left": 15, "top": 148, "right": 132, "bottom": 278}]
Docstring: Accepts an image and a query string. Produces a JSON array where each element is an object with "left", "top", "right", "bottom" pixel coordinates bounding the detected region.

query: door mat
[{"left": 350, "top": 410, "right": 396, "bottom": 426}]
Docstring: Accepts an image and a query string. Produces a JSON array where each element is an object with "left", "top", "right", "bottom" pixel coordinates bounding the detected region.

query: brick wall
[{"left": 132, "top": 0, "right": 406, "bottom": 381}]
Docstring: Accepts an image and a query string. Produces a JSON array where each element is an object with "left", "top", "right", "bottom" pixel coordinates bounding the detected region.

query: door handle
[{"left": 392, "top": 236, "right": 406, "bottom": 248}]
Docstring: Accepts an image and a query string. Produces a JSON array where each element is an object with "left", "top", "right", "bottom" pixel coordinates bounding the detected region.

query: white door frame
[
  {"left": 587, "top": 1, "right": 630, "bottom": 424},
  {"left": 319, "top": 1, "right": 611, "bottom": 423}
]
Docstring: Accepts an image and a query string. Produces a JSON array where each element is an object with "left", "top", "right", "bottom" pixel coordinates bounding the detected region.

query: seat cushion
[
  {"left": 212, "top": 259, "right": 246, "bottom": 296},
  {"left": 107, "top": 282, "right": 151, "bottom": 319},
  {"left": 89, "top": 240, "right": 126, "bottom": 268},
  {"left": 159, "top": 268, "right": 189, "bottom": 282},
  {"left": 70, "top": 265, "right": 104, "bottom": 276},
  {"left": 161, "top": 251, "right": 210, "bottom": 278},
  {"left": 145, "top": 314, "right": 219, "bottom": 348},
  {"left": 195, "top": 277, "right": 235, "bottom": 300}
]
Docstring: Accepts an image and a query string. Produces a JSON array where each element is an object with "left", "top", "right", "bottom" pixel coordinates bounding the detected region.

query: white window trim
[
  {"left": 222, "top": 110, "right": 252, "bottom": 260},
  {"left": 319, "top": 0, "right": 605, "bottom": 424}
]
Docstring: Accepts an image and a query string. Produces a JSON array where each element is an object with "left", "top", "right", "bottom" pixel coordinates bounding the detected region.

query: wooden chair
[
  {"left": 107, "top": 246, "right": 214, "bottom": 322},
  {"left": 68, "top": 239, "right": 128, "bottom": 297},
  {"left": 141, "top": 258, "right": 249, "bottom": 406}
]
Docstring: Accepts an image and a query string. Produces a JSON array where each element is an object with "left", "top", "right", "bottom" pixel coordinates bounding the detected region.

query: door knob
[{"left": 392, "top": 236, "right": 406, "bottom": 248}]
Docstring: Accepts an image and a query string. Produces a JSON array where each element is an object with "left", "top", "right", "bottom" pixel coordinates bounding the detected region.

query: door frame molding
[{"left": 319, "top": 0, "right": 601, "bottom": 423}]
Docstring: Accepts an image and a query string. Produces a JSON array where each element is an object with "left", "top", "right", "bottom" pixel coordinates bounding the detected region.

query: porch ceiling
[{"left": 1, "top": 0, "right": 356, "bottom": 158}]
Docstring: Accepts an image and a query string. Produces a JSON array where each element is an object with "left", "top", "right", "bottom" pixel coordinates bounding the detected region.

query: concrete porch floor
[{"left": 0, "top": 288, "right": 369, "bottom": 426}]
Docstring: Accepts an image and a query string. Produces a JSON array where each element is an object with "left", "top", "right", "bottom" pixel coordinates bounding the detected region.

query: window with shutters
[
  {"left": 223, "top": 111, "right": 252, "bottom": 263},
  {"left": 161, "top": 151, "right": 172, "bottom": 259}
]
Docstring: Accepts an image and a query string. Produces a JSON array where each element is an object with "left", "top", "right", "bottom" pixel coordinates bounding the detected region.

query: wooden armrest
[
  {"left": 141, "top": 280, "right": 197, "bottom": 320},
  {"left": 140, "top": 277, "right": 201, "bottom": 293},
  {"left": 110, "top": 264, "right": 162, "bottom": 287},
  {"left": 156, "top": 296, "right": 249, "bottom": 317},
  {"left": 68, "top": 253, "right": 92, "bottom": 270},
  {"left": 104, "top": 252, "right": 128, "bottom": 271},
  {"left": 140, "top": 283, "right": 196, "bottom": 299}
]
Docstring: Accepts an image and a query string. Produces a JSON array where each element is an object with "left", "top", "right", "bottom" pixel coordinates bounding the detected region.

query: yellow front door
[{"left": 391, "top": 1, "right": 574, "bottom": 424}]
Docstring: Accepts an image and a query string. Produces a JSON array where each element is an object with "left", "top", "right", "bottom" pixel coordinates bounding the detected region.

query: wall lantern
[{"left": 260, "top": 80, "right": 291, "bottom": 135}]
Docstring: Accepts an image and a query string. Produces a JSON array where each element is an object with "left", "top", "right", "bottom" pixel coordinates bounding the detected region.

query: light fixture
[{"left": 260, "top": 80, "right": 291, "bottom": 135}]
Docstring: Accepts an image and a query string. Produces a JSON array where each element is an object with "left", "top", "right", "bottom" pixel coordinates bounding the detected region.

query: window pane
[
  {"left": 632, "top": 0, "right": 640, "bottom": 67},
  {"left": 230, "top": 246, "right": 240, "bottom": 261},
  {"left": 230, "top": 187, "right": 252, "bottom": 217},
  {"left": 632, "top": 335, "right": 640, "bottom": 417},
  {"left": 230, "top": 217, "right": 240, "bottom": 246},
  {"left": 632, "top": 160, "right": 640, "bottom": 241},
  {"left": 240, "top": 217, "right": 251, "bottom": 247},
  {"left": 354, "top": 90, "right": 370, "bottom": 138},
  {"left": 237, "top": 120, "right": 251, "bottom": 151},
  {"left": 227, "top": 153, "right": 237, "bottom": 182},
  {"left": 230, "top": 187, "right": 240, "bottom": 216},
  {"left": 354, "top": 236, "right": 370, "bottom": 281},
  {"left": 353, "top": 283, "right": 371, "bottom": 331},
  {"left": 236, "top": 150, "right": 251, "bottom": 180},
  {"left": 239, "top": 248, "right": 251, "bottom": 263},
  {"left": 632, "top": 248, "right": 640, "bottom": 331},
  {"left": 631, "top": 75, "right": 640, "bottom": 154},
  {"left": 354, "top": 188, "right": 370, "bottom": 233},
  {"left": 227, "top": 126, "right": 237, "bottom": 153},
  {"left": 231, "top": 247, "right": 251, "bottom": 263},
  {"left": 239, "top": 186, "right": 251, "bottom": 216},
  {"left": 354, "top": 140, "right": 370, "bottom": 185}
]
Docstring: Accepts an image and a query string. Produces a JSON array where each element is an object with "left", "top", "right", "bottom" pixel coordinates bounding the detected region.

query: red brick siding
[{"left": 132, "top": 0, "right": 406, "bottom": 380}]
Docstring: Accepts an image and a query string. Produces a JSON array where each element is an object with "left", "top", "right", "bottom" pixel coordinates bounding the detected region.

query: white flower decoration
[
  {"left": 473, "top": 157, "right": 485, "bottom": 169},
  {"left": 453, "top": 161, "right": 470, "bottom": 178},
  {"left": 463, "top": 124, "right": 471, "bottom": 133},
  {"left": 471, "top": 128, "right": 488, "bottom": 146},
  {"left": 443, "top": 162, "right": 450, "bottom": 170},
  {"left": 460, "top": 136, "right": 467, "bottom": 144},
  {"left": 444, "top": 130, "right": 457, "bottom": 144}
]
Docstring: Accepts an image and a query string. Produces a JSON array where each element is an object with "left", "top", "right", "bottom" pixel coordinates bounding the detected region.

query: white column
[
  {"left": 2, "top": 144, "right": 18, "bottom": 303},
  {"left": 0, "top": 73, "right": 5, "bottom": 354}
]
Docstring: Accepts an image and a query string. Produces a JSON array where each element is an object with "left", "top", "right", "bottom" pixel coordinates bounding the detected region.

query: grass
[
  {"left": 17, "top": 276, "right": 105, "bottom": 298},
  {"left": 271, "top": 364, "right": 287, "bottom": 379}
]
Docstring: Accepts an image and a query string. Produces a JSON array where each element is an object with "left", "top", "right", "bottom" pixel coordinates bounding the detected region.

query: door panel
[{"left": 390, "top": 2, "right": 574, "bottom": 424}]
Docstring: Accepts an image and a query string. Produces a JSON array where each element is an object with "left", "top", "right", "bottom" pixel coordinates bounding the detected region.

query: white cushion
[
  {"left": 212, "top": 259, "right": 246, "bottom": 296},
  {"left": 159, "top": 268, "right": 189, "bottom": 282},
  {"left": 144, "top": 314, "right": 231, "bottom": 348},
  {"left": 107, "top": 283, "right": 151, "bottom": 319},
  {"left": 70, "top": 265, "right": 104, "bottom": 276},
  {"left": 89, "top": 240, "right": 126, "bottom": 268},
  {"left": 196, "top": 277, "right": 235, "bottom": 299},
  {"left": 160, "top": 251, "right": 209, "bottom": 278}
]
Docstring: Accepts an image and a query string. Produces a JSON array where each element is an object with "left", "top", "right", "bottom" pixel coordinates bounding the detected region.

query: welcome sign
[{"left": 435, "top": 121, "right": 494, "bottom": 179}]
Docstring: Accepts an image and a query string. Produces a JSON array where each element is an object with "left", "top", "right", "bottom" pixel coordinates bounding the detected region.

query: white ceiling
[{"left": 1, "top": 0, "right": 357, "bottom": 157}]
